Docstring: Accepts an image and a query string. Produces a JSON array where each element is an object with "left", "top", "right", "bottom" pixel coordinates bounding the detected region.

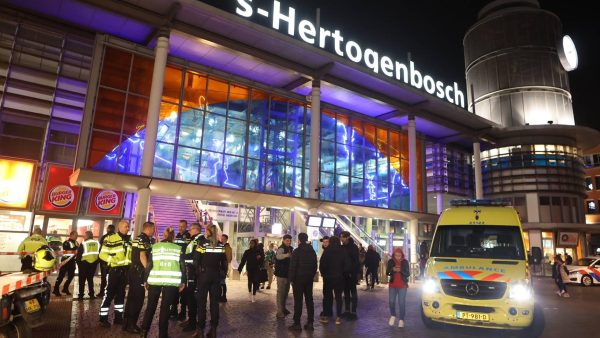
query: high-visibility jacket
[
  {"left": 99, "top": 232, "right": 131, "bottom": 267},
  {"left": 147, "top": 242, "right": 184, "bottom": 287},
  {"left": 81, "top": 239, "right": 100, "bottom": 263},
  {"left": 17, "top": 234, "right": 48, "bottom": 259},
  {"left": 33, "top": 245, "right": 56, "bottom": 272}
]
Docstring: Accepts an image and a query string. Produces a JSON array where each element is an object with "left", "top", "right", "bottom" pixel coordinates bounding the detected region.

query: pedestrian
[
  {"left": 193, "top": 223, "right": 228, "bottom": 338},
  {"left": 54, "top": 230, "right": 79, "bottom": 296},
  {"left": 340, "top": 231, "right": 360, "bottom": 320},
  {"left": 288, "top": 232, "right": 317, "bottom": 332},
  {"left": 140, "top": 227, "right": 186, "bottom": 338},
  {"left": 98, "top": 224, "right": 115, "bottom": 298},
  {"left": 318, "top": 235, "right": 330, "bottom": 319},
  {"left": 419, "top": 241, "right": 429, "bottom": 279},
  {"left": 553, "top": 255, "right": 570, "bottom": 298},
  {"left": 122, "top": 221, "right": 154, "bottom": 333},
  {"left": 220, "top": 233, "right": 233, "bottom": 302},
  {"left": 257, "top": 242, "right": 268, "bottom": 289},
  {"left": 238, "top": 239, "right": 263, "bottom": 302},
  {"left": 17, "top": 226, "right": 47, "bottom": 272},
  {"left": 319, "top": 236, "right": 345, "bottom": 325},
  {"left": 565, "top": 253, "right": 573, "bottom": 265},
  {"left": 364, "top": 245, "right": 381, "bottom": 290},
  {"left": 275, "top": 234, "right": 294, "bottom": 318},
  {"left": 98, "top": 220, "right": 132, "bottom": 328},
  {"left": 358, "top": 243, "right": 366, "bottom": 284},
  {"left": 265, "top": 242, "right": 276, "bottom": 289},
  {"left": 180, "top": 223, "right": 204, "bottom": 332},
  {"left": 171, "top": 219, "right": 191, "bottom": 320},
  {"left": 387, "top": 247, "right": 410, "bottom": 328},
  {"left": 76, "top": 230, "right": 99, "bottom": 300}
]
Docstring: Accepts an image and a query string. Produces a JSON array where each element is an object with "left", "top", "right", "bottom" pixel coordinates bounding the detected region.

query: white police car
[{"left": 566, "top": 257, "right": 600, "bottom": 286}]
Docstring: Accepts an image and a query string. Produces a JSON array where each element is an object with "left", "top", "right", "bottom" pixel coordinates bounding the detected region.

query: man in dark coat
[
  {"left": 364, "top": 245, "right": 381, "bottom": 290},
  {"left": 340, "top": 231, "right": 360, "bottom": 320},
  {"left": 287, "top": 233, "right": 317, "bottom": 332}
]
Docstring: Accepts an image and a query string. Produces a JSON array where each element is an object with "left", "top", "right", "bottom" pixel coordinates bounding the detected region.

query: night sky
[{"left": 200, "top": 0, "right": 599, "bottom": 131}]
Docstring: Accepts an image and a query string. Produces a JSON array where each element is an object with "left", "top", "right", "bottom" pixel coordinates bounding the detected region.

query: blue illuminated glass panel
[{"left": 175, "top": 146, "right": 200, "bottom": 183}]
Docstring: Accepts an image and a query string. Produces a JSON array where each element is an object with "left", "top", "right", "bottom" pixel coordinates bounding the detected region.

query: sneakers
[
  {"left": 319, "top": 316, "right": 329, "bottom": 324},
  {"left": 388, "top": 316, "right": 396, "bottom": 326},
  {"left": 288, "top": 323, "right": 302, "bottom": 331},
  {"left": 398, "top": 320, "right": 404, "bottom": 328},
  {"left": 562, "top": 292, "right": 571, "bottom": 298},
  {"left": 556, "top": 291, "right": 563, "bottom": 297},
  {"left": 335, "top": 317, "right": 342, "bottom": 325},
  {"left": 251, "top": 294, "right": 256, "bottom": 303}
]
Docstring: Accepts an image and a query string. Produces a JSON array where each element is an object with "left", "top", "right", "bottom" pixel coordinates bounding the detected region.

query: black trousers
[
  {"left": 292, "top": 279, "right": 314, "bottom": 324},
  {"left": 343, "top": 275, "right": 358, "bottom": 313},
  {"left": 99, "top": 260, "right": 108, "bottom": 295},
  {"left": 171, "top": 286, "right": 187, "bottom": 315},
  {"left": 77, "top": 261, "right": 98, "bottom": 297},
  {"left": 56, "top": 261, "right": 76, "bottom": 291},
  {"left": 366, "top": 268, "right": 378, "bottom": 288},
  {"left": 186, "top": 279, "right": 197, "bottom": 325},
  {"left": 322, "top": 277, "right": 343, "bottom": 318},
  {"left": 247, "top": 271, "right": 259, "bottom": 295},
  {"left": 142, "top": 285, "right": 178, "bottom": 338},
  {"left": 99, "top": 266, "right": 128, "bottom": 321},
  {"left": 197, "top": 275, "right": 221, "bottom": 329},
  {"left": 124, "top": 268, "right": 146, "bottom": 327},
  {"left": 20, "top": 256, "right": 33, "bottom": 272}
]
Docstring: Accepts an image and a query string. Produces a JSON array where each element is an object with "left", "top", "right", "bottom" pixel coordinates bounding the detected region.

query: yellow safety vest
[
  {"left": 18, "top": 234, "right": 48, "bottom": 258},
  {"left": 82, "top": 239, "right": 100, "bottom": 263},
  {"left": 99, "top": 233, "right": 131, "bottom": 267},
  {"left": 147, "top": 242, "right": 183, "bottom": 287}
]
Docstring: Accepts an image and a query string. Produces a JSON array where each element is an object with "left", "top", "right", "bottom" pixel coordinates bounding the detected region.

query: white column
[
  {"left": 437, "top": 192, "right": 444, "bottom": 214},
  {"left": 473, "top": 141, "right": 483, "bottom": 199},
  {"left": 408, "top": 117, "right": 418, "bottom": 211},
  {"left": 133, "top": 28, "right": 169, "bottom": 235},
  {"left": 409, "top": 219, "right": 418, "bottom": 265},
  {"left": 254, "top": 206, "right": 261, "bottom": 238},
  {"left": 290, "top": 208, "right": 295, "bottom": 238},
  {"left": 309, "top": 80, "right": 321, "bottom": 199}
]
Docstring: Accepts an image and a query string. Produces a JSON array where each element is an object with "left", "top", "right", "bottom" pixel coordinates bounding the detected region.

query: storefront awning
[{"left": 70, "top": 168, "right": 438, "bottom": 223}]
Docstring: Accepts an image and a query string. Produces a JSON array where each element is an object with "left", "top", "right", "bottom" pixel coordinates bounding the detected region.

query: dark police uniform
[
  {"left": 123, "top": 232, "right": 152, "bottom": 332},
  {"left": 171, "top": 230, "right": 191, "bottom": 319},
  {"left": 193, "top": 238, "right": 227, "bottom": 337},
  {"left": 54, "top": 238, "right": 79, "bottom": 295},
  {"left": 181, "top": 233, "right": 204, "bottom": 331}
]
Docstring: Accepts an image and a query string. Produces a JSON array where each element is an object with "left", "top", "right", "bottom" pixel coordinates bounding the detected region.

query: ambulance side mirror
[{"left": 531, "top": 247, "right": 542, "bottom": 264}]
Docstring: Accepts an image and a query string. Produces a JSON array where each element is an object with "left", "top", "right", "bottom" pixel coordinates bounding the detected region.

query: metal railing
[{"left": 326, "top": 214, "right": 386, "bottom": 257}]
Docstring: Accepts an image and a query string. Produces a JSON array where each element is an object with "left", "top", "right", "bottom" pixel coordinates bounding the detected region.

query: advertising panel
[
  {"left": 87, "top": 188, "right": 124, "bottom": 216},
  {"left": 0, "top": 158, "right": 35, "bottom": 209},
  {"left": 40, "top": 164, "right": 81, "bottom": 214},
  {"left": 557, "top": 231, "right": 579, "bottom": 247}
]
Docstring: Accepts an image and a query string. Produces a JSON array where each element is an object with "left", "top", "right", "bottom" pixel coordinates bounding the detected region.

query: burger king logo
[
  {"left": 49, "top": 185, "right": 75, "bottom": 208},
  {"left": 95, "top": 190, "right": 118, "bottom": 211}
]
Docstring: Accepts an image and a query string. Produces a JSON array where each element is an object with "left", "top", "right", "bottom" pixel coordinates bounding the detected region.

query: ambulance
[{"left": 421, "top": 199, "right": 534, "bottom": 331}]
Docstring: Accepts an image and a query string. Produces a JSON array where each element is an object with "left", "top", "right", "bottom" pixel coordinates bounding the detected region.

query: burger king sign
[
  {"left": 88, "top": 188, "right": 124, "bottom": 216},
  {"left": 40, "top": 164, "right": 81, "bottom": 213}
]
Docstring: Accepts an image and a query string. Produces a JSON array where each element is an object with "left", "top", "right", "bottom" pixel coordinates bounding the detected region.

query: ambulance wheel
[
  {"left": 518, "top": 304, "right": 544, "bottom": 338},
  {"left": 581, "top": 275, "right": 593, "bottom": 287},
  {"left": 421, "top": 307, "right": 440, "bottom": 329},
  {"left": 6, "top": 317, "right": 32, "bottom": 338}
]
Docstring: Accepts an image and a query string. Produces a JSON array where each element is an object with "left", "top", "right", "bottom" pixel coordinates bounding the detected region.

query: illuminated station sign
[{"left": 235, "top": 0, "right": 466, "bottom": 108}]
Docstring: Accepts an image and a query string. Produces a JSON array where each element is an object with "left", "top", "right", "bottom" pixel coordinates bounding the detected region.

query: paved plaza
[{"left": 32, "top": 275, "right": 600, "bottom": 338}]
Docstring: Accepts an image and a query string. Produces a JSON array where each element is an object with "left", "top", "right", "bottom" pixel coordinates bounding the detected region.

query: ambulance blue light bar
[{"left": 450, "top": 199, "right": 512, "bottom": 207}]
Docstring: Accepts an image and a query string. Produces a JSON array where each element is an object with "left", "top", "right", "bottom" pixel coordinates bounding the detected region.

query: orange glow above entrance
[{"left": 0, "top": 159, "right": 35, "bottom": 209}]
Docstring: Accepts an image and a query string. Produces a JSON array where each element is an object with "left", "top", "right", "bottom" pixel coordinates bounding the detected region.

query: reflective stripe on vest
[
  {"left": 100, "top": 234, "right": 130, "bottom": 267},
  {"left": 148, "top": 242, "right": 182, "bottom": 287},
  {"left": 82, "top": 240, "right": 100, "bottom": 263}
]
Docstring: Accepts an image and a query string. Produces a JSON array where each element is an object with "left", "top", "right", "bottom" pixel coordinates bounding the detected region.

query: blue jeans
[{"left": 389, "top": 287, "right": 407, "bottom": 319}]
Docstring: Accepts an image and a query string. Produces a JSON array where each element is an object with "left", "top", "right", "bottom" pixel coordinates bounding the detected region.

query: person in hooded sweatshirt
[
  {"left": 318, "top": 236, "right": 346, "bottom": 325},
  {"left": 386, "top": 247, "right": 410, "bottom": 328}
]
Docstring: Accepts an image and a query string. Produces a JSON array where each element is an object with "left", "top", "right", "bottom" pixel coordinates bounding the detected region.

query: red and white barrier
[{"left": 0, "top": 253, "right": 75, "bottom": 297}]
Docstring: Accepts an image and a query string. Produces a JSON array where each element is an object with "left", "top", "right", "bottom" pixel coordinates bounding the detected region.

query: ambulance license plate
[
  {"left": 456, "top": 311, "right": 489, "bottom": 321},
  {"left": 24, "top": 298, "right": 40, "bottom": 314}
]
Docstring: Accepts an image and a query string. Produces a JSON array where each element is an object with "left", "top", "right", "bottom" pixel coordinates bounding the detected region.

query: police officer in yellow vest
[
  {"left": 76, "top": 230, "right": 99, "bottom": 300},
  {"left": 17, "top": 226, "right": 48, "bottom": 272},
  {"left": 99, "top": 220, "right": 131, "bottom": 327},
  {"left": 140, "top": 227, "right": 186, "bottom": 338},
  {"left": 193, "top": 223, "right": 228, "bottom": 338},
  {"left": 33, "top": 245, "right": 57, "bottom": 272}
]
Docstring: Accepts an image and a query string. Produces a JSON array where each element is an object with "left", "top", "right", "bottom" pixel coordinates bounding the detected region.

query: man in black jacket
[
  {"left": 364, "top": 245, "right": 381, "bottom": 290},
  {"left": 274, "top": 235, "right": 293, "bottom": 318},
  {"left": 288, "top": 233, "right": 317, "bottom": 332},
  {"left": 53, "top": 231, "right": 79, "bottom": 296},
  {"left": 340, "top": 231, "right": 360, "bottom": 320}
]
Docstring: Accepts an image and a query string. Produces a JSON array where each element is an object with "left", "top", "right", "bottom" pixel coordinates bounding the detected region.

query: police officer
[
  {"left": 17, "top": 226, "right": 47, "bottom": 272},
  {"left": 193, "top": 223, "right": 227, "bottom": 338},
  {"left": 33, "top": 245, "right": 57, "bottom": 272},
  {"left": 171, "top": 219, "right": 191, "bottom": 320},
  {"left": 180, "top": 223, "right": 203, "bottom": 332},
  {"left": 98, "top": 224, "right": 115, "bottom": 298},
  {"left": 47, "top": 230, "right": 63, "bottom": 253},
  {"left": 99, "top": 220, "right": 131, "bottom": 328},
  {"left": 76, "top": 231, "right": 99, "bottom": 300},
  {"left": 140, "top": 227, "right": 186, "bottom": 338},
  {"left": 122, "top": 221, "right": 154, "bottom": 333},
  {"left": 54, "top": 230, "right": 79, "bottom": 296}
]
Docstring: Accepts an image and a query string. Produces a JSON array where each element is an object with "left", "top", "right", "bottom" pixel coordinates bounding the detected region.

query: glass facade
[
  {"left": 88, "top": 46, "right": 425, "bottom": 211},
  {"left": 426, "top": 142, "right": 472, "bottom": 196}
]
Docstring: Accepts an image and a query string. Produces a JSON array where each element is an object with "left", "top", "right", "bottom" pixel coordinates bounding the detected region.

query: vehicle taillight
[{"left": 1, "top": 298, "right": 10, "bottom": 321}]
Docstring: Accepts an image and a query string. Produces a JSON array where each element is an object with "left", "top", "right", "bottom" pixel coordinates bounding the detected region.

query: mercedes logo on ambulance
[{"left": 465, "top": 282, "right": 480, "bottom": 296}]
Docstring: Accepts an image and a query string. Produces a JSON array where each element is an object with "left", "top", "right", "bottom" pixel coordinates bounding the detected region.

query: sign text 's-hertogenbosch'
[{"left": 235, "top": 0, "right": 466, "bottom": 108}]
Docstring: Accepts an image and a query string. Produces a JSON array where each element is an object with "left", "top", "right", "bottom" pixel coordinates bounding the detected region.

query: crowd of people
[{"left": 17, "top": 222, "right": 412, "bottom": 337}]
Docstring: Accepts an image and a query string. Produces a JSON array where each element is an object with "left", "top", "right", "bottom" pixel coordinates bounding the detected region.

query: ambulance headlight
[
  {"left": 509, "top": 281, "right": 532, "bottom": 301},
  {"left": 422, "top": 278, "right": 439, "bottom": 294}
]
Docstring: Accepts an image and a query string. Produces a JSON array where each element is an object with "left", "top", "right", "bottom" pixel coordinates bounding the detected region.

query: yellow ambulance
[{"left": 421, "top": 199, "right": 534, "bottom": 331}]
